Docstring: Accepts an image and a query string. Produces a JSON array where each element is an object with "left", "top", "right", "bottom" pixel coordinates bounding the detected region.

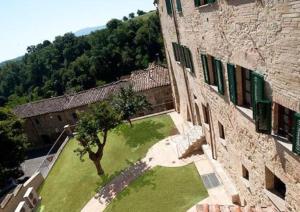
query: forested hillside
[{"left": 0, "top": 10, "right": 164, "bottom": 108}]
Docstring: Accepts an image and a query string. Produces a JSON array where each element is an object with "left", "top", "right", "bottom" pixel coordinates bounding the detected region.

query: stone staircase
[
  {"left": 172, "top": 125, "right": 206, "bottom": 159},
  {"left": 195, "top": 204, "right": 277, "bottom": 212}
]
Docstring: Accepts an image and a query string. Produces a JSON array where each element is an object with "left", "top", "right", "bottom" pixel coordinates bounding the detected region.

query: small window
[
  {"left": 72, "top": 113, "right": 78, "bottom": 121},
  {"left": 242, "top": 165, "right": 249, "bottom": 180},
  {"left": 218, "top": 122, "right": 225, "bottom": 139},
  {"left": 57, "top": 115, "right": 62, "bottom": 122},
  {"left": 265, "top": 167, "right": 286, "bottom": 199},
  {"left": 202, "top": 104, "right": 209, "bottom": 124},
  {"left": 35, "top": 119, "right": 40, "bottom": 125},
  {"left": 276, "top": 104, "right": 295, "bottom": 143}
]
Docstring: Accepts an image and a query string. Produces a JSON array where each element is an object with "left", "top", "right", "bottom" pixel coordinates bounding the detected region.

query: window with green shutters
[
  {"left": 195, "top": 0, "right": 215, "bottom": 7},
  {"left": 251, "top": 72, "right": 265, "bottom": 120},
  {"left": 227, "top": 63, "right": 237, "bottom": 105},
  {"left": 172, "top": 43, "right": 178, "bottom": 61},
  {"left": 176, "top": 0, "right": 182, "bottom": 12},
  {"left": 183, "top": 47, "right": 194, "bottom": 73},
  {"left": 214, "top": 59, "right": 224, "bottom": 95},
  {"left": 179, "top": 45, "right": 186, "bottom": 67},
  {"left": 255, "top": 100, "right": 272, "bottom": 134},
  {"left": 194, "top": 0, "right": 201, "bottom": 7},
  {"left": 166, "top": 0, "right": 173, "bottom": 16},
  {"left": 201, "top": 54, "right": 209, "bottom": 84},
  {"left": 292, "top": 113, "right": 300, "bottom": 155}
]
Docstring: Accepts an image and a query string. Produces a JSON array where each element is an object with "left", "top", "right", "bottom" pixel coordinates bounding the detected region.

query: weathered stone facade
[
  {"left": 14, "top": 64, "right": 174, "bottom": 147},
  {"left": 157, "top": 0, "right": 300, "bottom": 211}
]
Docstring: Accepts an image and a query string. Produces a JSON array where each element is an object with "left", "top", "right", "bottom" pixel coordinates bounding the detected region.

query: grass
[
  {"left": 105, "top": 164, "right": 208, "bottom": 212},
  {"left": 38, "top": 114, "right": 176, "bottom": 212}
]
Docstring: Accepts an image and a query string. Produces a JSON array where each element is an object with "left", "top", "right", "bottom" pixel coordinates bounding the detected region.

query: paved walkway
[{"left": 82, "top": 112, "right": 232, "bottom": 212}]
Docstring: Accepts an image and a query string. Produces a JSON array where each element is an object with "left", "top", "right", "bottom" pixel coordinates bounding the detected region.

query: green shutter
[
  {"left": 292, "top": 113, "right": 300, "bottom": 155},
  {"left": 201, "top": 54, "right": 209, "bottom": 84},
  {"left": 194, "top": 0, "right": 201, "bottom": 7},
  {"left": 215, "top": 59, "right": 224, "bottom": 95},
  {"left": 176, "top": 0, "right": 182, "bottom": 12},
  {"left": 172, "top": 43, "right": 178, "bottom": 61},
  {"left": 183, "top": 47, "right": 190, "bottom": 69},
  {"left": 251, "top": 72, "right": 265, "bottom": 120},
  {"left": 207, "top": 0, "right": 216, "bottom": 3},
  {"left": 255, "top": 100, "right": 272, "bottom": 134},
  {"left": 227, "top": 63, "right": 237, "bottom": 105},
  {"left": 179, "top": 45, "right": 186, "bottom": 67},
  {"left": 166, "top": 0, "right": 173, "bottom": 16}
]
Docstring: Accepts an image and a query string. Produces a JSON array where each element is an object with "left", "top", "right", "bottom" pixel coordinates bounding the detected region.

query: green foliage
[
  {"left": 112, "top": 86, "right": 151, "bottom": 125},
  {"left": 0, "top": 11, "right": 164, "bottom": 108},
  {"left": 75, "top": 101, "right": 122, "bottom": 160},
  {"left": 0, "top": 108, "right": 27, "bottom": 187}
]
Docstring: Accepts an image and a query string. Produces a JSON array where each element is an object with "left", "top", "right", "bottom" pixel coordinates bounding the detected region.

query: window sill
[
  {"left": 218, "top": 138, "right": 227, "bottom": 147},
  {"left": 236, "top": 106, "right": 253, "bottom": 120},
  {"left": 210, "top": 85, "right": 218, "bottom": 92},
  {"left": 196, "top": 2, "right": 216, "bottom": 9},
  {"left": 264, "top": 189, "right": 286, "bottom": 212},
  {"left": 240, "top": 177, "right": 250, "bottom": 188},
  {"left": 272, "top": 133, "right": 293, "bottom": 153}
]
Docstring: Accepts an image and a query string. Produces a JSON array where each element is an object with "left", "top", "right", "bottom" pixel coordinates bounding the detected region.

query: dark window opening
[
  {"left": 202, "top": 104, "right": 209, "bottom": 125},
  {"left": 266, "top": 167, "right": 286, "bottom": 199},
  {"left": 57, "top": 115, "right": 62, "bottom": 122},
  {"left": 35, "top": 119, "right": 40, "bottom": 125},
  {"left": 242, "top": 68, "right": 252, "bottom": 109},
  {"left": 242, "top": 165, "right": 249, "bottom": 180},
  {"left": 72, "top": 113, "right": 78, "bottom": 121},
  {"left": 218, "top": 122, "right": 225, "bottom": 139},
  {"left": 277, "top": 104, "right": 295, "bottom": 143}
]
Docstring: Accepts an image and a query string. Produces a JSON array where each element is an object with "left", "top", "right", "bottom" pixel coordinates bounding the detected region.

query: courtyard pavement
[{"left": 81, "top": 112, "right": 232, "bottom": 212}]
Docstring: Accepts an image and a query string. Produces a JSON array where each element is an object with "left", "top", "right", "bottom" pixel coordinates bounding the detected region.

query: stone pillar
[{"left": 64, "top": 125, "right": 73, "bottom": 137}]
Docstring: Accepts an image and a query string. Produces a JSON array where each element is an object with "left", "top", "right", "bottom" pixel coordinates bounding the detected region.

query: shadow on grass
[
  {"left": 94, "top": 160, "right": 156, "bottom": 204},
  {"left": 114, "top": 120, "right": 165, "bottom": 148}
]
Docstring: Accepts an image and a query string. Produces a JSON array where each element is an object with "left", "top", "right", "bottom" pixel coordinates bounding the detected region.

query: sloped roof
[{"left": 13, "top": 63, "right": 170, "bottom": 118}]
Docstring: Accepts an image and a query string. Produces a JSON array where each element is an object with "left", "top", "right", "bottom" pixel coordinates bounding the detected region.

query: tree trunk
[
  {"left": 127, "top": 119, "right": 133, "bottom": 127},
  {"left": 93, "top": 159, "right": 104, "bottom": 176}
]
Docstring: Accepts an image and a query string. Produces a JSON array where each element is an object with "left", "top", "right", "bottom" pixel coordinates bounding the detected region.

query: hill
[
  {"left": 74, "top": 25, "right": 106, "bottom": 36},
  {"left": 0, "top": 10, "right": 164, "bottom": 108}
]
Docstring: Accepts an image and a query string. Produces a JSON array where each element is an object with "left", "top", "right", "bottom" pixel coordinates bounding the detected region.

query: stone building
[
  {"left": 13, "top": 63, "right": 174, "bottom": 147},
  {"left": 156, "top": 0, "right": 300, "bottom": 211}
]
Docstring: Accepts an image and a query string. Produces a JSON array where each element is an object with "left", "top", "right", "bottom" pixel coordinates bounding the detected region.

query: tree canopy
[
  {"left": 75, "top": 87, "right": 151, "bottom": 175},
  {"left": 0, "top": 108, "right": 27, "bottom": 187},
  {"left": 0, "top": 10, "right": 164, "bottom": 108}
]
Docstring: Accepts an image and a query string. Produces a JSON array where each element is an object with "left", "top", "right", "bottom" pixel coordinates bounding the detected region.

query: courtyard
[{"left": 37, "top": 114, "right": 209, "bottom": 212}]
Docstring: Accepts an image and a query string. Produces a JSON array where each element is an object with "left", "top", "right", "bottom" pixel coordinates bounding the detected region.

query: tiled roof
[
  {"left": 13, "top": 63, "right": 170, "bottom": 118},
  {"left": 131, "top": 63, "right": 170, "bottom": 92}
]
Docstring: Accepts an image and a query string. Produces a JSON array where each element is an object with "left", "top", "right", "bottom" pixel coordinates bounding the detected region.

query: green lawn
[
  {"left": 105, "top": 164, "right": 208, "bottom": 212},
  {"left": 38, "top": 115, "right": 176, "bottom": 212}
]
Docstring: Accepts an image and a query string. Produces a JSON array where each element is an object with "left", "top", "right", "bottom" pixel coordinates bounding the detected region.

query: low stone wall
[{"left": 0, "top": 172, "right": 44, "bottom": 212}]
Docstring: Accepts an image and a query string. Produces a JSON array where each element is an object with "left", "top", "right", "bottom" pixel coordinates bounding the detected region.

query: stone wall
[
  {"left": 158, "top": 0, "right": 300, "bottom": 211},
  {"left": 24, "top": 85, "right": 174, "bottom": 147},
  {"left": 0, "top": 172, "right": 44, "bottom": 212}
]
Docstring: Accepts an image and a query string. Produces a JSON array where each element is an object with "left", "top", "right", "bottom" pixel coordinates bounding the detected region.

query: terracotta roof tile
[{"left": 13, "top": 63, "right": 170, "bottom": 118}]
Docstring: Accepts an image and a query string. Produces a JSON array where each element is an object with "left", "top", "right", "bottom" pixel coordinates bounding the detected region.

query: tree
[
  {"left": 137, "top": 10, "right": 146, "bottom": 16},
  {"left": 123, "top": 16, "right": 128, "bottom": 21},
  {"left": 0, "top": 108, "right": 27, "bottom": 187},
  {"left": 129, "top": 12, "right": 135, "bottom": 19},
  {"left": 75, "top": 102, "right": 121, "bottom": 175},
  {"left": 111, "top": 86, "right": 151, "bottom": 127}
]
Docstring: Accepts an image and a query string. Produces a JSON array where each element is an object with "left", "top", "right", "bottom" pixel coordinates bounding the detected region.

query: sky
[{"left": 0, "top": 0, "right": 155, "bottom": 63}]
